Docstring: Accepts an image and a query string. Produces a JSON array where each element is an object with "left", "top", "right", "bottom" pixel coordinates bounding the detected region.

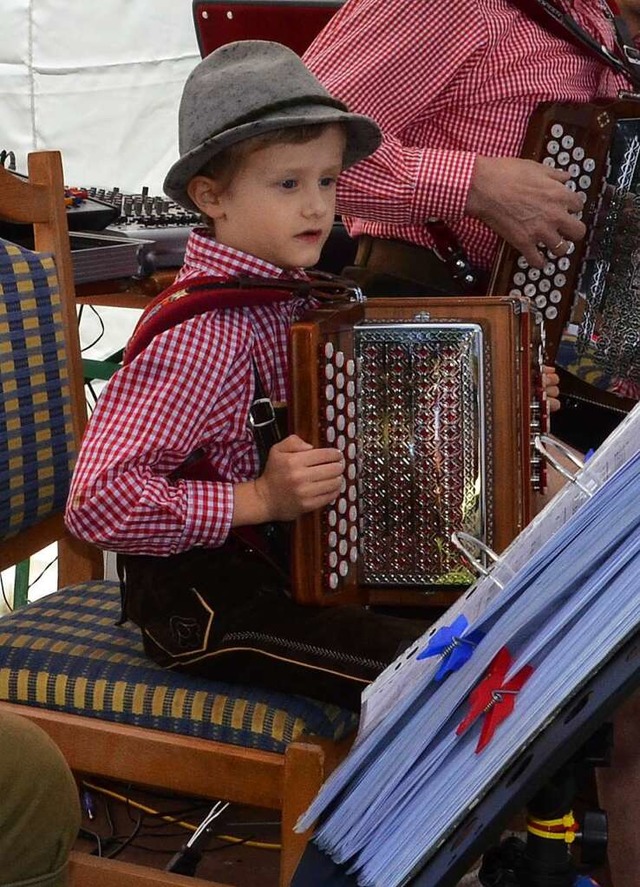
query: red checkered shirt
[
  {"left": 304, "top": 0, "right": 630, "bottom": 270},
  {"left": 66, "top": 230, "right": 312, "bottom": 555}
]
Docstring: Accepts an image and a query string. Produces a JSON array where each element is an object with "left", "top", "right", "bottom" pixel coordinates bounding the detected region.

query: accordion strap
[
  {"left": 123, "top": 271, "right": 362, "bottom": 364},
  {"left": 124, "top": 274, "right": 301, "bottom": 364}
]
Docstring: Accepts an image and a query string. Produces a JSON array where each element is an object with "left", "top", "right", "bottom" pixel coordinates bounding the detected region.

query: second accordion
[{"left": 490, "top": 97, "right": 640, "bottom": 403}]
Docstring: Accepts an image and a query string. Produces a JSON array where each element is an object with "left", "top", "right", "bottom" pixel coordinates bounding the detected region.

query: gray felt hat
[{"left": 163, "top": 40, "right": 382, "bottom": 211}]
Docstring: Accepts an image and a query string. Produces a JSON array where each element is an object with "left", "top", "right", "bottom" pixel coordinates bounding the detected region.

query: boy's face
[{"left": 191, "top": 125, "right": 346, "bottom": 269}]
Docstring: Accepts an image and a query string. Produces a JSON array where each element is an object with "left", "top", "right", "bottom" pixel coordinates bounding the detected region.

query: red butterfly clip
[{"left": 456, "top": 647, "right": 534, "bottom": 753}]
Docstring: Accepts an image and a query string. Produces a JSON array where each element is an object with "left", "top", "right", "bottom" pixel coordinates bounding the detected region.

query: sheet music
[
  {"left": 297, "top": 405, "right": 640, "bottom": 887},
  {"left": 357, "top": 404, "right": 640, "bottom": 741},
  {"left": 350, "top": 540, "right": 640, "bottom": 887}
]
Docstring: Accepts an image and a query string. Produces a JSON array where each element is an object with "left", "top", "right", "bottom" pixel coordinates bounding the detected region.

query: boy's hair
[{"left": 199, "top": 123, "right": 340, "bottom": 188}]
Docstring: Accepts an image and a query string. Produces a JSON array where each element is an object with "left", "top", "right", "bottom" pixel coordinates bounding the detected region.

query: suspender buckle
[
  {"left": 623, "top": 44, "right": 640, "bottom": 66},
  {"left": 249, "top": 397, "right": 277, "bottom": 429}
]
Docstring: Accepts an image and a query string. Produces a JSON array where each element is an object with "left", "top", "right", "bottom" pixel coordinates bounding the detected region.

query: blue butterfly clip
[{"left": 416, "top": 614, "right": 484, "bottom": 681}]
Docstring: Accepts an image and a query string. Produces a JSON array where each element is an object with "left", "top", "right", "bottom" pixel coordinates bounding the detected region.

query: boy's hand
[
  {"left": 542, "top": 364, "right": 560, "bottom": 413},
  {"left": 254, "top": 434, "right": 344, "bottom": 521}
]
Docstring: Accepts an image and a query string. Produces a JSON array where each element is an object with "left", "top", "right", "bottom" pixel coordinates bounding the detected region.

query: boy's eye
[
  {"left": 320, "top": 176, "right": 337, "bottom": 188},
  {"left": 280, "top": 179, "right": 297, "bottom": 190}
]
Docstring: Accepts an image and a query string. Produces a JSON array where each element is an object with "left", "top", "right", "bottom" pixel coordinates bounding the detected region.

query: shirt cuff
[
  {"left": 412, "top": 149, "right": 478, "bottom": 224},
  {"left": 179, "top": 480, "right": 234, "bottom": 550}
]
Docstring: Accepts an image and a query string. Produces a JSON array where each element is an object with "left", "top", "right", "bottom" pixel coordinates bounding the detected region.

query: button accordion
[
  {"left": 489, "top": 98, "right": 640, "bottom": 399},
  {"left": 289, "top": 296, "right": 547, "bottom": 606}
]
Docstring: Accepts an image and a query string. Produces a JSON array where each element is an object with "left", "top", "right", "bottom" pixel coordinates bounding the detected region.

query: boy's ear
[{"left": 186, "top": 175, "right": 226, "bottom": 219}]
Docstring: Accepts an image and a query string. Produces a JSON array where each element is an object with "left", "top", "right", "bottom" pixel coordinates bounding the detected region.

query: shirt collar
[{"left": 183, "top": 227, "right": 310, "bottom": 282}]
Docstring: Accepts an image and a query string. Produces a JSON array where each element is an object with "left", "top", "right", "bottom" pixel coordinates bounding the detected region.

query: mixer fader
[{"left": 96, "top": 186, "right": 200, "bottom": 273}]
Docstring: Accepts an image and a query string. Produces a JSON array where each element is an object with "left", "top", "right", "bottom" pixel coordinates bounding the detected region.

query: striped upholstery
[
  {"left": 0, "top": 582, "right": 358, "bottom": 752},
  {"left": 0, "top": 239, "right": 75, "bottom": 539}
]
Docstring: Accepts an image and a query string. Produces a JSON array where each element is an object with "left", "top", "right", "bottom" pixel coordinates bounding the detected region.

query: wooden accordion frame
[
  {"left": 490, "top": 97, "right": 640, "bottom": 399},
  {"left": 289, "top": 296, "right": 547, "bottom": 607}
]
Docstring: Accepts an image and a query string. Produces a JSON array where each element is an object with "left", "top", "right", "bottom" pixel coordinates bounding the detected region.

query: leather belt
[{"left": 353, "top": 235, "right": 487, "bottom": 295}]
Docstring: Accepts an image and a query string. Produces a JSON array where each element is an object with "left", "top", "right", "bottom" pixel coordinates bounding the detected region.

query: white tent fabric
[
  {"left": 1, "top": 0, "right": 200, "bottom": 194},
  {"left": 0, "top": 1, "right": 202, "bottom": 607}
]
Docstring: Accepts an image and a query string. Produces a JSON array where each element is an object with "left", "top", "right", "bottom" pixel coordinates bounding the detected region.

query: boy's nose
[{"left": 302, "top": 187, "right": 329, "bottom": 217}]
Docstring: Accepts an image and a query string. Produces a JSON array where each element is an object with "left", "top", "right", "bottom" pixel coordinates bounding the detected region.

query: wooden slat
[
  {"left": 0, "top": 170, "right": 50, "bottom": 223},
  {"left": 0, "top": 702, "right": 286, "bottom": 810},
  {"left": 69, "top": 851, "right": 232, "bottom": 887}
]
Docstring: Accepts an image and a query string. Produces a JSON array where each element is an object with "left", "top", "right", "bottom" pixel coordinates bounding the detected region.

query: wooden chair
[{"left": 0, "top": 151, "right": 356, "bottom": 887}]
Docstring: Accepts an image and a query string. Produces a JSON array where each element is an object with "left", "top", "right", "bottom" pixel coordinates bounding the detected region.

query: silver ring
[{"left": 552, "top": 239, "right": 565, "bottom": 252}]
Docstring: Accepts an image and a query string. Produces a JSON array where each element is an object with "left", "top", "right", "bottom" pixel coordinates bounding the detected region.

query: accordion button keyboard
[
  {"left": 325, "top": 332, "right": 360, "bottom": 592},
  {"left": 506, "top": 115, "right": 595, "bottom": 332}
]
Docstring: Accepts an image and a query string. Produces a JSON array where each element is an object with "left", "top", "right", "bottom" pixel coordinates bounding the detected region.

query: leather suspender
[
  {"left": 507, "top": 0, "right": 640, "bottom": 90},
  {"left": 248, "top": 360, "right": 282, "bottom": 471}
]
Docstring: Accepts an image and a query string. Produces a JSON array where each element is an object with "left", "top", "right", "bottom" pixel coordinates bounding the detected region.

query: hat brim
[{"left": 163, "top": 103, "right": 381, "bottom": 212}]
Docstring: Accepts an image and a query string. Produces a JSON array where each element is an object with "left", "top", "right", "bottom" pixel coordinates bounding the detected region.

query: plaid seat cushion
[{"left": 0, "top": 582, "right": 358, "bottom": 753}]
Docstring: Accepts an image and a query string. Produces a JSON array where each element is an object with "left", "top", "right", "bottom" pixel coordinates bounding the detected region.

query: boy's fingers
[
  {"left": 278, "top": 434, "right": 314, "bottom": 452},
  {"left": 298, "top": 446, "right": 344, "bottom": 468}
]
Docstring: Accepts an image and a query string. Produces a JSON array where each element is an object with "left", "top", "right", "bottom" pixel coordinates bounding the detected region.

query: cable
[
  {"left": 166, "top": 800, "right": 230, "bottom": 874},
  {"left": 0, "top": 150, "right": 16, "bottom": 170},
  {"left": 85, "top": 381, "right": 100, "bottom": 410},
  {"left": 0, "top": 573, "right": 13, "bottom": 612},
  {"left": 78, "top": 304, "right": 106, "bottom": 353},
  {"left": 27, "top": 555, "right": 58, "bottom": 591},
  {"left": 82, "top": 780, "right": 281, "bottom": 850},
  {"left": 104, "top": 811, "right": 143, "bottom": 859}
]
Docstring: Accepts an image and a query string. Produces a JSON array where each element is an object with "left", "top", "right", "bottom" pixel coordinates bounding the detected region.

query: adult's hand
[{"left": 466, "top": 156, "right": 586, "bottom": 268}]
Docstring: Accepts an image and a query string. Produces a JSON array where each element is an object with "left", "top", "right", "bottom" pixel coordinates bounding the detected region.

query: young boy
[{"left": 66, "top": 41, "right": 424, "bottom": 712}]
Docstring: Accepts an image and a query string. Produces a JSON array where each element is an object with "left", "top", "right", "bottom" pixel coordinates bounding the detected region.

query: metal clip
[
  {"left": 248, "top": 397, "right": 277, "bottom": 429},
  {"left": 533, "top": 434, "right": 593, "bottom": 497},
  {"left": 348, "top": 283, "right": 366, "bottom": 303},
  {"left": 451, "top": 531, "right": 505, "bottom": 589},
  {"left": 624, "top": 44, "right": 640, "bottom": 66}
]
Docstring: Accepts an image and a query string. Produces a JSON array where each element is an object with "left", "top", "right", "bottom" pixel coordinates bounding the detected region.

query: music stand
[{"left": 292, "top": 630, "right": 640, "bottom": 885}]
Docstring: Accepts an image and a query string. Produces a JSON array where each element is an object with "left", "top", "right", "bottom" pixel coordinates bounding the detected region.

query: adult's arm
[
  {"left": 304, "top": 0, "right": 482, "bottom": 226},
  {"left": 305, "top": 0, "right": 586, "bottom": 265}
]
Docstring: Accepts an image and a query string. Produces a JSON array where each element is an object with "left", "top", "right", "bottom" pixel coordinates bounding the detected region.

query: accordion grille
[{"left": 356, "top": 323, "right": 487, "bottom": 585}]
